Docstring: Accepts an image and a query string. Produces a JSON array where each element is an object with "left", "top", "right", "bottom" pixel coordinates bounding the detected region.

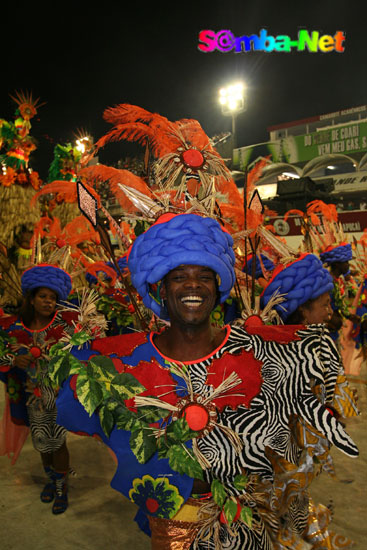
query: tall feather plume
[
  {"left": 306, "top": 200, "right": 338, "bottom": 223},
  {"left": 30, "top": 180, "right": 100, "bottom": 208},
  {"left": 80, "top": 165, "right": 153, "bottom": 213},
  {"left": 103, "top": 104, "right": 157, "bottom": 125},
  {"left": 174, "top": 119, "right": 214, "bottom": 152},
  {"left": 97, "top": 104, "right": 180, "bottom": 158}
]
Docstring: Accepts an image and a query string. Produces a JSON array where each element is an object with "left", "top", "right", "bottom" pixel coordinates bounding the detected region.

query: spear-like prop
[{"left": 76, "top": 181, "right": 148, "bottom": 330}]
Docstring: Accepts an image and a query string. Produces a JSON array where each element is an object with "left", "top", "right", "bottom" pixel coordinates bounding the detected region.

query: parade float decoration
[{"left": 0, "top": 92, "right": 42, "bottom": 248}]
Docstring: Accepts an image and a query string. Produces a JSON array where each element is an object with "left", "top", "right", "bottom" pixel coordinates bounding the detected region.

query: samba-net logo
[{"left": 198, "top": 29, "right": 346, "bottom": 53}]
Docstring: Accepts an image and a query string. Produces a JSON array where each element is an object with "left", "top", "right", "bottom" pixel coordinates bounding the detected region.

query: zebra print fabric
[
  {"left": 189, "top": 325, "right": 357, "bottom": 491},
  {"left": 26, "top": 393, "right": 67, "bottom": 453},
  {"left": 176, "top": 325, "right": 357, "bottom": 549}
]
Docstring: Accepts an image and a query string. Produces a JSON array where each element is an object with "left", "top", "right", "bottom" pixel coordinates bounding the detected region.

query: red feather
[
  {"left": 284, "top": 209, "right": 305, "bottom": 222},
  {"left": 80, "top": 165, "right": 153, "bottom": 213},
  {"left": 30, "top": 180, "right": 101, "bottom": 208}
]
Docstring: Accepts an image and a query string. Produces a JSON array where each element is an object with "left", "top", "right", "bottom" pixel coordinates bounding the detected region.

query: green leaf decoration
[
  {"left": 223, "top": 498, "right": 238, "bottom": 527},
  {"left": 99, "top": 404, "right": 115, "bottom": 436},
  {"left": 49, "top": 341, "right": 66, "bottom": 357},
  {"left": 211, "top": 479, "right": 227, "bottom": 509},
  {"left": 136, "top": 405, "right": 169, "bottom": 424},
  {"left": 114, "top": 405, "right": 144, "bottom": 432},
  {"left": 95, "top": 295, "right": 133, "bottom": 328},
  {"left": 110, "top": 372, "right": 146, "bottom": 400},
  {"left": 233, "top": 474, "right": 248, "bottom": 491},
  {"left": 49, "top": 354, "right": 71, "bottom": 386},
  {"left": 88, "top": 355, "right": 118, "bottom": 379},
  {"left": 240, "top": 506, "right": 253, "bottom": 528},
  {"left": 167, "top": 444, "right": 204, "bottom": 480},
  {"left": 167, "top": 417, "right": 199, "bottom": 443},
  {"left": 69, "top": 331, "right": 91, "bottom": 346},
  {"left": 68, "top": 355, "right": 85, "bottom": 375},
  {"left": 129, "top": 428, "right": 157, "bottom": 464},
  {"left": 105, "top": 399, "right": 120, "bottom": 412},
  {"left": 76, "top": 374, "right": 104, "bottom": 416}
]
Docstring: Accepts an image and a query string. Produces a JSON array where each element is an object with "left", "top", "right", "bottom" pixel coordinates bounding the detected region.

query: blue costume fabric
[
  {"left": 127, "top": 214, "right": 236, "bottom": 318},
  {"left": 260, "top": 254, "right": 334, "bottom": 322},
  {"left": 21, "top": 264, "right": 72, "bottom": 302},
  {"left": 320, "top": 243, "right": 352, "bottom": 265},
  {"left": 55, "top": 324, "right": 358, "bottom": 548}
]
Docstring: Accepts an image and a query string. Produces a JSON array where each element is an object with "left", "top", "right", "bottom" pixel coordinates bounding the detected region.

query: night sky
[{"left": 2, "top": 1, "right": 366, "bottom": 179}]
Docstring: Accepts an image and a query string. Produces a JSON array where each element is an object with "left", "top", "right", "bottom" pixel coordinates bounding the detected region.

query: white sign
[{"left": 330, "top": 171, "right": 367, "bottom": 193}]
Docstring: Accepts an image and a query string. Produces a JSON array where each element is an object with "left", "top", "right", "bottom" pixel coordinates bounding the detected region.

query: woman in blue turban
[{"left": 0, "top": 263, "right": 75, "bottom": 514}]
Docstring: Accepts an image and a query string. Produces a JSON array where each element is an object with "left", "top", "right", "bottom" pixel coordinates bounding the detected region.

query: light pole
[{"left": 218, "top": 82, "right": 246, "bottom": 150}]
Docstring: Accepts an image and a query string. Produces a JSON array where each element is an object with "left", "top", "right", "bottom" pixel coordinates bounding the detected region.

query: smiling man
[
  {"left": 54, "top": 212, "right": 358, "bottom": 550},
  {"left": 155, "top": 264, "right": 225, "bottom": 362}
]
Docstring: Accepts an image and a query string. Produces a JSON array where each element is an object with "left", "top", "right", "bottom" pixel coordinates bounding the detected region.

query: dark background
[{"left": 2, "top": 0, "right": 365, "bottom": 179}]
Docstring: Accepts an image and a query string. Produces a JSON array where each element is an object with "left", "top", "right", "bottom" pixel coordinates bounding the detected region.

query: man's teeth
[{"left": 181, "top": 296, "right": 203, "bottom": 306}]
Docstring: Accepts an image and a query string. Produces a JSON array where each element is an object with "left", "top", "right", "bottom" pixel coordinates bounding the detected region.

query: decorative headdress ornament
[
  {"left": 260, "top": 253, "right": 333, "bottom": 321},
  {"left": 95, "top": 103, "right": 232, "bottom": 195},
  {"left": 21, "top": 263, "right": 72, "bottom": 302},
  {"left": 320, "top": 242, "right": 352, "bottom": 265},
  {"left": 127, "top": 212, "right": 236, "bottom": 318},
  {"left": 85, "top": 256, "right": 127, "bottom": 286},
  {"left": 298, "top": 200, "right": 352, "bottom": 265}
]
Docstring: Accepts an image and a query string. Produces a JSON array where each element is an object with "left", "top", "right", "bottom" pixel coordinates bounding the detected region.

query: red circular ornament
[
  {"left": 128, "top": 304, "right": 135, "bottom": 313},
  {"left": 146, "top": 498, "right": 159, "bottom": 513},
  {"left": 181, "top": 149, "right": 205, "bottom": 170},
  {"left": 29, "top": 346, "right": 42, "bottom": 359},
  {"left": 56, "top": 238, "right": 67, "bottom": 248},
  {"left": 183, "top": 404, "right": 209, "bottom": 431},
  {"left": 244, "top": 315, "right": 264, "bottom": 329}
]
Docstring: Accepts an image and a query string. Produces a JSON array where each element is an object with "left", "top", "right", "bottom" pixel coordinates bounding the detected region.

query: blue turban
[
  {"left": 244, "top": 254, "right": 274, "bottom": 279},
  {"left": 128, "top": 213, "right": 236, "bottom": 317},
  {"left": 260, "top": 254, "right": 334, "bottom": 322},
  {"left": 320, "top": 243, "right": 352, "bottom": 265},
  {"left": 21, "top": 264, "right": 72, "bottom": 302}
]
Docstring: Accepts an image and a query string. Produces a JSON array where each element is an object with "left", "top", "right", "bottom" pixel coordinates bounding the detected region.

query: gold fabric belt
[{"left": 148, "top": 498, "right": 208, "bottom": 550}]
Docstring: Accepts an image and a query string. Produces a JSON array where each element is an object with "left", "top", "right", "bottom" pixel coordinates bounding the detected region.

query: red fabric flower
[
  {"left": 206, "top": 350, "right": 263, "bottom": 410},
  {"left": 123, "top": 357, "right": 179, "bottom": 410}
]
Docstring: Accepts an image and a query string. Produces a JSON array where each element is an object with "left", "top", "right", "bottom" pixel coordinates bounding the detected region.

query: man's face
[{"left": 161, "top": 265, "right": 218, "bottom": 326}]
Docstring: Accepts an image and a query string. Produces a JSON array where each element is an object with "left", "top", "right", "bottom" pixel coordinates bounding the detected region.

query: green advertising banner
[
  {"left": 233, "top": 120, "right": 367, "bottom": 169},
  {"left": 281, "top": 120, "right": 367, "bottom": 163}
]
